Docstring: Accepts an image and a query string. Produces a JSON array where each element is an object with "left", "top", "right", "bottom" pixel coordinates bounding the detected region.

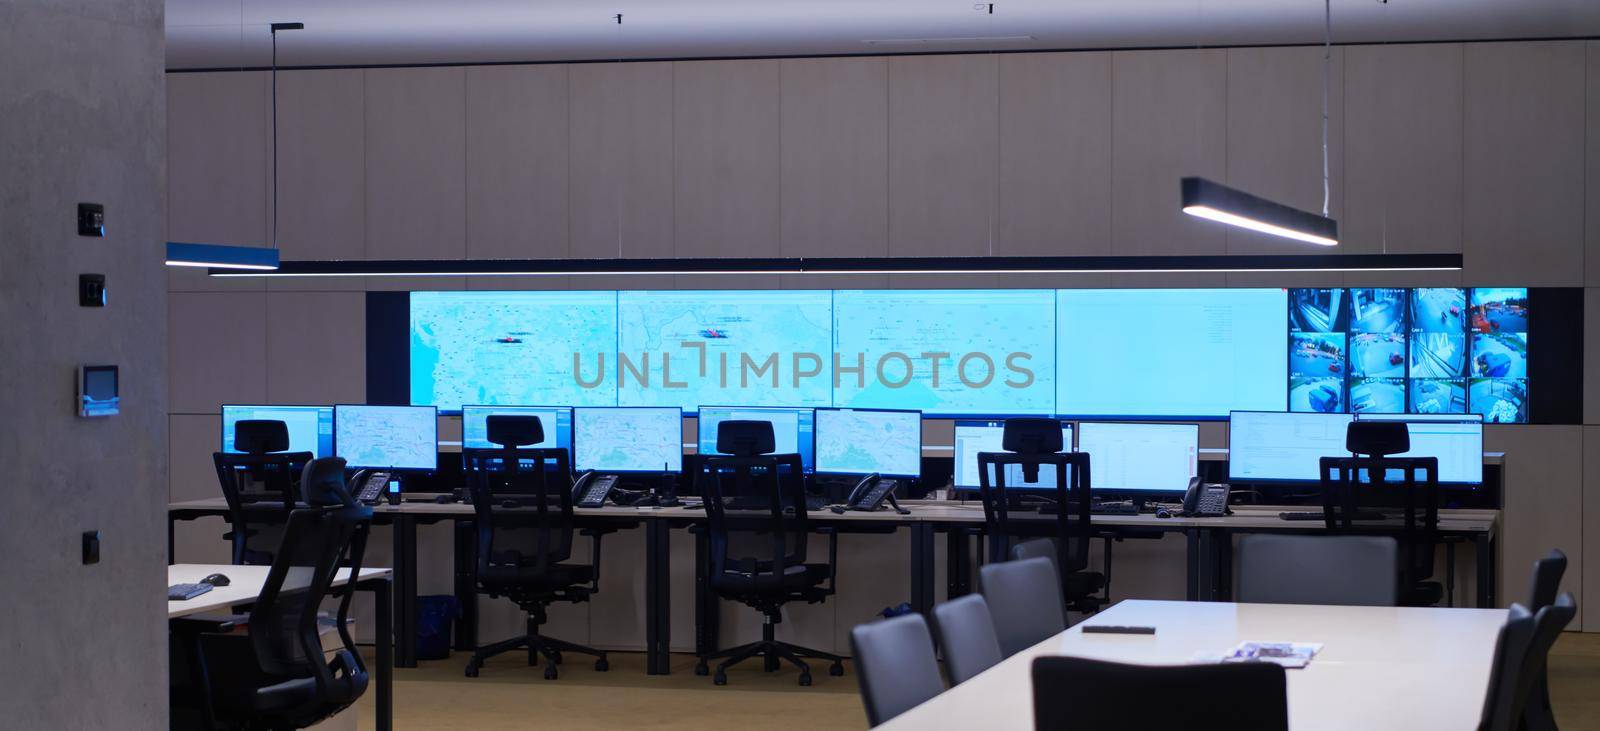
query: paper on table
[{"left": 1192, "top": 641, "right": 1324, "bottom": 669}]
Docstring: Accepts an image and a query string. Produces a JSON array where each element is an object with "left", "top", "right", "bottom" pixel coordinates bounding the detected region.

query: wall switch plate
[
  {"left": 79, "top": 274, "right": 106, "bottom": 307},
  {"left": 77, "top": 203, "right": 104, "bottom": 237},
  {"left": 82, "top": 530, "right": 100, "bottom": 564}
]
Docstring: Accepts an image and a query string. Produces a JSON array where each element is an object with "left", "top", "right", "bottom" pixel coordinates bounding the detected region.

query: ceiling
[{"left": 166, "top": 0, "right": 1600, "bottom": 70}]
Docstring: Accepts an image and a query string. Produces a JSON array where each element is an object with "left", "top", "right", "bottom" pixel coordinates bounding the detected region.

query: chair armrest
[{"left": 169, "top": 614, "right": 243, "bottom": 634}]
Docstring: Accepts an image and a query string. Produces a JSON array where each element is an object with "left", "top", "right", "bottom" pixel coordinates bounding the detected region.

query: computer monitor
[
  {"left": 697, "top": 406, "right": 815, "bottom": 471},
  {"left": 1227, "top": 411, "right": 1354, "bottom": 483},
  {"left": 573, "top": 407, "right": 684, "bottom": 473},
  {"left": 1075, "top": 422, "right": 1198, "bottom": 493},
  {"left": 953, "top": 420, "right": 1074, "bottom": 490},
  {"left": 333, "top": 405, "right": 439, "bottom": 470},
  {"left": 1355, "top": 413, "right": 1485, "bottom": 485},
  {"left": 221, "top": 404, "right": 334, "bottom": 458},
  {"left": 461, "top": 405, "right": 572, "bottom": 450},
  {"left": 813, "top": 408, "right": 922, "bottom": 478}
]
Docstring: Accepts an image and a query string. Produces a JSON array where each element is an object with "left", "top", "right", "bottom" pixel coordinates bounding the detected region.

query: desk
[
  {"left": 168, "top": 499, "right": 1498, "bottom": 676},
  {"left": 167, "top": 564, "right": 394, "bottom": 731},
  {"left": 878, "top": 599, "right": 1508, "bottom": 730}
]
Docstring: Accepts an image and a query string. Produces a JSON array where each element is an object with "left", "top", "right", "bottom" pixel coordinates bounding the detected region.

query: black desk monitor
[
  {"left": 333, "top": 404, "right": 439, "bottom": 471},
  {"left": 954, "top": 419, "right": 1073, "bottom": 490},
  {"left": 222, "top": 404, "right": 334, "bottom": 459},
  {"left": 1075, "top": 422, "right": 1197, "bottom": 494}
]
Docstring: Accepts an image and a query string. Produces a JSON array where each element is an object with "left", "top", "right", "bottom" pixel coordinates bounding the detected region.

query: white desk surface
[
  {"left": 167, "top": 497, "right": 1498, "bottom": 533},
  {"left": 168, "top": 563, "right": 392, "bottom": 619},
  {"left": 878, "top": 599, "right": 1507, "bottom": 731}
]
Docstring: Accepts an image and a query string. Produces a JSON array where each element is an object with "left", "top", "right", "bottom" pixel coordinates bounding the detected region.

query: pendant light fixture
[
  {"left": 1180, "top": 0, "right": 1339, "bottom": 246},
  {"left": 166, "top": 20, "right": 302, "bottom": 270}
]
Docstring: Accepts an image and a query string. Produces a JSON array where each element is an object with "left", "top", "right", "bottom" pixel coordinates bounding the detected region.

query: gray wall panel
[
  {"left": 272, "top": 69, "right": 366, "bottom": 292},
  {"left": 169, "top": 292, "right": 267, "bottom": 413},
  {"left": 364, "top": 67, "right": 468, "bottom": 291}
]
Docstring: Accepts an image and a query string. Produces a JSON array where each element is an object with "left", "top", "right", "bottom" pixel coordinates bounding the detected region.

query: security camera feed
[
  {"left": 1349, "top": 288, "right": 1406, "bottom": 333},
  {"left": 1286, "top": 287, "right": 1527, "bottom": 422},
  {"left": 1470, "top": 378, "right": 1528, "bottom": 423},
  {"left": 1411, "top": 288, "right": 1466, "bottom": 332},
  {"left": 1290, "top": 376, "right": 1344, "bottom": 413},
  {"left": 1350, "top": 333, "right": 1405, "bottom": 378},
  {"left": 1410, "top": 332, "right": 1467, "bottom": 378},
  {"left": 1410, "top": 378, "right": 1467, "bottom": 414},
  {"left": 1349, "top": 378, "right": 1405, "bottom": 413},
  {"left": 1290, "top": 333, "right": 1345, "bottom": 378},
  {"left": 1289, "top": 288, "right": 1345, "bottom": 332}
]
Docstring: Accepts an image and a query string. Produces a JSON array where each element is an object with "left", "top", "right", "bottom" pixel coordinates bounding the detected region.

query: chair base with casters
[
  {"left": 695, "top": 603, "right": 844, "bottom": 687},
  {"left": 465, "top": 581, "right": 608, "bottom": 680}
]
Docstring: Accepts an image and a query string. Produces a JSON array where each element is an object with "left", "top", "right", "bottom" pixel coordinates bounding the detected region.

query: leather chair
[
  {"left": 849, "top": 613, "right": 945, "bottom": 727},
  {"left": 1318, "top": 420, "right": 1442, "bottom": 606},
  {"left": 1033, "top": 656, "right": 1288, "bottom": 730},
  {"left": 979, "top": 556, "right": 1065, "bottom": 657},
  {"left": 1235, "top": 534, "right": 1400, "bottom": 606},
  {"left": 930, "top": 594, "right": 1003, "bottom": 685},
  {"left": 1522, "top": 549, "right": 1569, "bottom": 731}
]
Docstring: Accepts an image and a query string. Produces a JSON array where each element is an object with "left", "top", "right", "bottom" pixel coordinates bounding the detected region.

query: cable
[{"left": 1321, "top": 0, "right": 1330, "bottom": 218}]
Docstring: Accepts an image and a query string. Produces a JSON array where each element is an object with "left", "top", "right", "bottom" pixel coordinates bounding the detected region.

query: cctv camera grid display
[{"left": 1288, "top": 287, "right": 1528, "bottom": 422}]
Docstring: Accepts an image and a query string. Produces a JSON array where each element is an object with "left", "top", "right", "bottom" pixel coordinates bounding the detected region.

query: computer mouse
[
  {"left": 1154, "top": 508, "right": 1173, "bottom": 520},
  {"left": 433, "top": 494, "right": 455, "bottom": 504},
  {"left": 200, "top": 573, "right": 231, "bottom": 587}
]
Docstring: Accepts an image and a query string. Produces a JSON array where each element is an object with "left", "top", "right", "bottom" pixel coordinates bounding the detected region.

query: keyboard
[
  {"left": 1279, "top": 510, "right": 1388, "bottom": 522},
  {"left": 1037, "top": 501, "right": 1138, "bottom": 516},
  {"left": 168, "top": 582, "right": 214, "bottom": 601}
]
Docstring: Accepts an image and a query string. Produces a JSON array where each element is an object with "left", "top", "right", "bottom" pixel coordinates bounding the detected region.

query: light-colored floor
[{"left": 357, "top": 633, "right": 1600, "bottom": 730}]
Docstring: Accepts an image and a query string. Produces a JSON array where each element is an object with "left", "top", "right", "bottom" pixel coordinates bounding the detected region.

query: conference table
[
  {"left": 167, "top": 563, "right": 395, "bottom": 731},
  {"left": 877, "top": 599, "right": 1509, "bottom": 730},
  {"left": 167, "top": 498, "right": 1498, "bottom": 675}
]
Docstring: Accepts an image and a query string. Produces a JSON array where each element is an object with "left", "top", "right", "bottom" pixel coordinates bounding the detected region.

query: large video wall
[
  {"left": 407, "top": 287, "right": 1529, "bottom": 422},
  {"left": 1287, "top": 288, "right": 1528, "bottom": 422}
]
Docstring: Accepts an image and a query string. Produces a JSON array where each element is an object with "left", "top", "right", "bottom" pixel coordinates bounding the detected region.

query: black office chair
[
  {"left": 1235, "top": 534, "right": 1399, "bottom": 606},
  {"left": 462, "top": 415, "right": 608, "bottom": 680},
  {"left": 1033, "top": 656, "right": 1288, "bottom": 730},
  {"left": 930, "top": 594, "right": 1003, "bottom": 685},
  {"left": 178, "top": 457, "right": 374, "bottom": 730},
  {"left": 1318, "top": 420, "right": 1442, "bottom": 606},
  {"left": 695, "top": 420, "right": 843, "bottom": 686},
  {"left": 979, "top": 556, "right": 1065, "bottom": 657},
  {"left": 1523, "top": 550, "right": 1568, "bottom": 731},
  {"left": 977, "top": 417, "right": 1105, "bottom": 614},
  {"left": 1478, "top": 604, "right": 1537, "bottom": 731},
  {"left": 213, "top": 419, "right": 314, "bottom": 565},
  {"left": 849, "top": 613, "right": 945, "bottom": 727},
  {"left": 1517, "top": 592, "right": 1576, "bottom": 731}
]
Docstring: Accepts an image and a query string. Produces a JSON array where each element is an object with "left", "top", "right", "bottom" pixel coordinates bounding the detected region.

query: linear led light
[
  {"left": 208, "top": 253, "right": 1458, "bottom": 278},
  {"left": 1180, "top": 177, "right": 1338, "bottom": 247},
  {"left": 166, "top": 242, "right": 280, "bottom": 270}
]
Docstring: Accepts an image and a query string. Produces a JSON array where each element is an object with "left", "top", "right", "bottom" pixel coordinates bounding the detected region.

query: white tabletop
[
  {"left": 878, "top": 599, "right": 1508, "bottom": 731},
  {"left": 167, "top": 563, "right": 392, "bottom": 619}
]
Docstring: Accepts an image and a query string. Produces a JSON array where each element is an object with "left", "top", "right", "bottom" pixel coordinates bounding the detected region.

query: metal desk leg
[
  {"left": 168, "top": 516, "right": 177, "bottom": 566},
  {"left": 371, "top": 577, "right": 394, "bottom": 731},
  {"left": 1476, "top": 533, "right": 1495, "bottom": 608},
  {"left": 453, "top": 521, "right": 477, "bottom": 651},
  {"left": 645, "top": 518, "right": 671, "bottom": 675},
  {"left": 1214, "top": 530, "right": 1233, "bottom": 601},
  {"left": 1445, "top": 541, "right": 1456, "bottom": 608},
  {"left": 392, "top": 515, "right": 418, "bottom": 668},
  {"left": 946, "top": 528, "right": 972, "bottom": 599},
  {"left": 910, "top": 523, "right": 936, "bottom": 614},
  {"left": 1185, "top": 528, "right": 1201, "bottom": 601},
  {"left": 694, "top": 528, "right": 717, "bottom": 659}
]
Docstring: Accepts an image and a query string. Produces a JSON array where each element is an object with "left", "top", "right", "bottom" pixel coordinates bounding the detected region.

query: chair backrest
[
  {"left": 300, "top": 456, "right": 354, "bottom": 507},
  {"left": 1527, "top": 549, "right": 1567, "bottom": 610},
  {"left": 698, "top": 422, "right": 809, "bottom": 594},
  {"left": 977, "top": 446, "right": 1092, "bottom": 581},
  {"left": 1032, "top": 656, "right": 1288, "bottom": 730},
  {"left": 849, "top": 613, "right": 945, "bottom": 727},
  {"left": 979, "top": 556, "right": 1065, "bottom": 657},
  {"left": 1318, "top": 453, "right": 1439, "bottom": 587},
  {"left": 212, "top": 419, "right": 313, "bottom": 565},
  {"left": 463, "top": 441, "right": 576, "bottom": 586},
  {"left": 1511, "top": 593, "right": 1576, "bottom": 725},
  {"left": 931, "top": 594, "right": 1004, "bottom": 685},
  {"left": 248, "top": 501, "right": 373, "bottom": 722},
  {"left": 1010, "top": 538, "right": 1056, "bottom": 568},
  {"left": 1235, "top": 534, "right": 1399, "bottom": 606},
  {"left": 1478, "top": 604, "right": 1537, "bottom": 731}
]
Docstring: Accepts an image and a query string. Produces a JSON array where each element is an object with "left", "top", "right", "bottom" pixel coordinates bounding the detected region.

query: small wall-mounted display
[
  {"left": 77, "top": 365, "right": 119, "bottom": 417},
  {"left": 1287, "top": 287, "right": 1528, "bottom": 423}
]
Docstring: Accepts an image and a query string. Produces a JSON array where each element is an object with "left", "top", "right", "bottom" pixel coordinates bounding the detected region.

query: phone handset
[
  {"left": 352, "top": 469, "right": 392, "bottom": 505},
  {"left": 1180, "top": 476, "right": 1230, "bottom": 517},
  {"left": 833, "top": 473, "right": 910, "bottom": 515},
  {"left": 572, "top": 470, "right": 619, "bottom": 509}
]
